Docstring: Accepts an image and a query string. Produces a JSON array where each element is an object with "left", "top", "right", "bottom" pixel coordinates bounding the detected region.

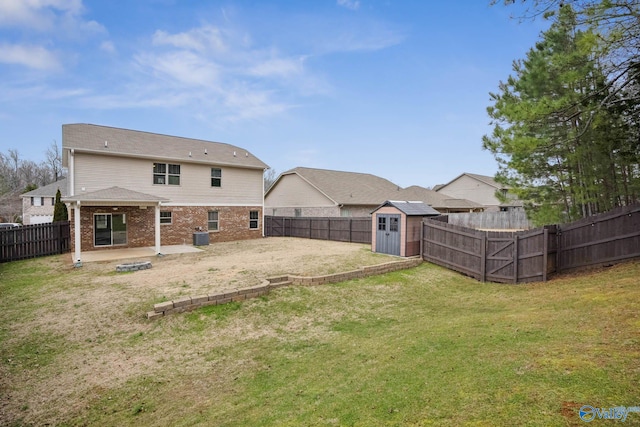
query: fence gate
[
  {"left": 485, "top": 234, "right": 516, "bottom": 283},
  {"left": 376, "top": 214, "right": 401, "bottom": 256}
]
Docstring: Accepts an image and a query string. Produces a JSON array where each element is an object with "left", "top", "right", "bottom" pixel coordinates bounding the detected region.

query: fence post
[
  {"left": 480, "top": 232, "right": 486, "bottom": 282},
  {"left": 513, "top": 234, "right": 519, "bottom": 283},
  {"left": 542, "top": 227, "right": 548, "bottom": 282}
]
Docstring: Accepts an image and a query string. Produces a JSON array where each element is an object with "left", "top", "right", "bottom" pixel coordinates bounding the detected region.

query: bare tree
[
  {"left": 46, "top": 140, "right": 63, "bottom": 181},
  {"left": 264, "top": 168, "right": 278, "bottom": 191}
]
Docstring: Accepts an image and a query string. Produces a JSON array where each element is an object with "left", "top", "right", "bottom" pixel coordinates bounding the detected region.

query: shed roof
[
  {"left": 62, "top": 124, "right": 269, "bottom": 170},
  {"left": 21, "top": 178, "right": 68, "bottom": 198},
  {"left": 374, "top": 200, "right": 440, "bottom": 216},
  {"left": 271, "top": 167, "right": 402, "bottom": 206}
]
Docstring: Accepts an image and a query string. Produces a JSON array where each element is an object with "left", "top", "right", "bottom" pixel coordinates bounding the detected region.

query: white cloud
[
  {"left": 337, "top": 0, "right": 360, "bottom": 11},
  {"left": 152, "top": 26, "right": 226, "bottom": 53},
  {"left": 135, "top": 51, "right": 220, "bottom": 88},
  {"left": 100, "top": 40, "right": 116, "bottom": 54},
  {"left": 0, "top": 43, "right": 61, "bottom": 70},
  {"left": 248, "top": 57, "right": 305, "bottom": 78},
  {"left": 0, "top": 0, "right": 84, "bottom": 31}
]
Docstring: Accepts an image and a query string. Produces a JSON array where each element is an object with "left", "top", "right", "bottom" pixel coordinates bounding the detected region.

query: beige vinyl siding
[
  {"left": 73, "top": 152, "right": 263, "bottom": 205},
  {"left": 438, "top": 175, "right": 501, "bottom": 208},
  {"left": 264, "top": 174, "right": 335, "bottom": 209}
]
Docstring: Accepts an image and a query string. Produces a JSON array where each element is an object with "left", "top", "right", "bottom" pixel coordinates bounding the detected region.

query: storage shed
[{"left": 371, "top": 200, "right": 440, "bottom": 257}]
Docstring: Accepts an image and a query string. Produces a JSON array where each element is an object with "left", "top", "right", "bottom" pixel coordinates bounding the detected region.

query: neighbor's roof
[
  {"left": 436, "top": 172, "right": 509, "bottom": 191},
  {"left": 271, "top": 167, "right": 402, "bottom": 206},
  {"left": 396, "top": 185, "right": 483, "bottom": 210},
  {"left": 62, "top": 186, "right": 168, "bottom": 204},
  {"left": 62, "top": 124, "right": 269, "bottom": 170},
  {"left": 373, "top": 200, "right": 441, "bottom": 216},
  {"left": 21, "top": 178, "right": 68, "bottom": 198}
]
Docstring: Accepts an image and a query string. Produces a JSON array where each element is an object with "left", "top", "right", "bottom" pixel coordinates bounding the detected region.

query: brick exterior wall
[{"left": 69, "top": 205, "right": 262, "bottom": 251}]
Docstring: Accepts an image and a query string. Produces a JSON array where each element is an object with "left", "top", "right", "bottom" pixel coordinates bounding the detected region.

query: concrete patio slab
[{"left": 76, "top": 245, "right": 204, "bottom": 263}]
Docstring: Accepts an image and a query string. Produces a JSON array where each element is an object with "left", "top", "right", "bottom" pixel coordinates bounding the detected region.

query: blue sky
[{"left": 0, "top": 0, "right": 548, "bottom": 188}]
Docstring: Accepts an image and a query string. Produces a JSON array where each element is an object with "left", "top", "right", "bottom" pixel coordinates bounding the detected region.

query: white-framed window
[
  {"left": 249, "top": 210, "right": 259, "bottom": 229},
  {"left": 153, "top": 163, "right": 180, "bottom": 185},
  {"left": 31, "top": 197, "right": 44, "bottom": 206},
  {"left": 211, "top": 168, "right": 222, "bottom": 187},
  {"left": 208, "top": 211, "right": 219, "bottom": 231},
  {"left": 160, "top": 211, "right": 172, "bottom": 224}
]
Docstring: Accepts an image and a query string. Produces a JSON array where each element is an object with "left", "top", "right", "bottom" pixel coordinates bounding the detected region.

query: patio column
[
  {"left": 154, "top": 204, "right": 161, "bottom": 255},
  {"left": 74, "top": 201, "right": 82, "bottom": 266}
]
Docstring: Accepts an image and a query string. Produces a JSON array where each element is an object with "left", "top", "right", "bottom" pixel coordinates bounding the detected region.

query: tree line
[
  {"left": 486, "top": 0, "right": 640, "bottom": 225},
  {"left": 0, "top": 141, "right": 64, "bottom": 196}
]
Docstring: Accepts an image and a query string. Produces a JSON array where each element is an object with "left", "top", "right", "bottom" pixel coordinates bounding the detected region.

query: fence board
[
  {"left": 556, "top": 204, "right": 640, "bottom": 272},
  {"left": 0, "top": 221, "right": 71, "bottom": 263}
]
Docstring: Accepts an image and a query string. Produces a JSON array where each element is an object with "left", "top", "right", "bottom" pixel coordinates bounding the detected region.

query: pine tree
[
  {"left": 53, "top": 188, "right": 68, "bottom": 222},
  {"left": 483, "top": 5, "right": 639, "bottom": 225}
]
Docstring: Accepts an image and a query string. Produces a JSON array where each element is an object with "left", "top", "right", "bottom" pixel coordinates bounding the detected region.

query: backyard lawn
[{"left": 1, "top": 238, "right": 639, "bottom": 426}]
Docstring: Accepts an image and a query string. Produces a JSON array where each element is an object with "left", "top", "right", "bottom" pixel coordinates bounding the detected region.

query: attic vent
[
  {"left": 104, "top": 141, "right": 108, "bottom": 148},
  {"left": 233, "top": 151, "right": 236, "bottom": 157},
  {"left": 189, "top": 151, "right": 192, "bottom": 157},
  {"left": 204, "top": 149, "right": 208, "bottom": 155},
  {"left": 245, "top": 152, "right": 248, "bottom": 157}
]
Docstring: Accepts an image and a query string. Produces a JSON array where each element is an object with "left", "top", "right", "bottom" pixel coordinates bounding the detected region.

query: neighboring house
[
  {"left": 61, "top": 124, "right": 268, "bottom": 264},
  {"left": 435, "top": 173, "right": 523, "bottom": 212},
  {"left": 264, "top": 167, "right": 403, "bottom": 217},
  {"left": 21, "top": 178, "right": 68, "bottom": 225},
  {"left": 395, "top": 185, "right": 484, "bottom": 213}
]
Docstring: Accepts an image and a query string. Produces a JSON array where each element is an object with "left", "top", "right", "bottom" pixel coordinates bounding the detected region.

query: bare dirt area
[{"left": 1, "top": 237, "right": 395, "bottom": 425}]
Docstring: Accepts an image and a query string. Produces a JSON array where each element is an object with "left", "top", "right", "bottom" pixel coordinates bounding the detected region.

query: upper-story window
[
  {"left": 153, "top": 163, "right": 180, "bottom": 185},
  {"left": 211, "top": 168, "right": 222, "bottom": 187}
]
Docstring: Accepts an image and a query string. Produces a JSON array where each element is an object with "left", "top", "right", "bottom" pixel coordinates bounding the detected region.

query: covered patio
[{"left": 63, "top": 186, "right": 169, "bottom": 266}]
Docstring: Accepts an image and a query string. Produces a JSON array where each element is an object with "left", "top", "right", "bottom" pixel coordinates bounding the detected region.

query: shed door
[{"left": 376, "top": 214, "right": 401, "bottom": 256}]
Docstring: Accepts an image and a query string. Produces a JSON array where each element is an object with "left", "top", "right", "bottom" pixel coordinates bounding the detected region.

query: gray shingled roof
[
  {"left": 374, "top": 200, "right": 440, "bottom": 216},
  {"left": 396, "top": 185, "right": 483, "bottom": 210},
  {"left": 62, "top": 124, "right": 268, "bottom": 170},
  {"left": 21, "top": 178, "right": 68, "bottom": 197},
  {"left": 438, "top": 172, "right": 509, "bottom": 191},
  {"left": 277, "top": 167, "right": 402, "bottom": 206},
  {"left": 62, "top": 186, "right": 168, "bottom": 203}
]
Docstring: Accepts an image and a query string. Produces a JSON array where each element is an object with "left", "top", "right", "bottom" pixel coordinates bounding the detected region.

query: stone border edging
[{"left": 147, "top": 257, "right": 422, "bottom": 320}]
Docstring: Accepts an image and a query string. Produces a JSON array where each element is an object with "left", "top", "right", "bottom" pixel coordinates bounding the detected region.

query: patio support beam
[
  {"left": 74, "top": 201, "right": 82, "bottom": 266},
  {"left": 155, "top": 204, "right": 161, "bottom": 255}
]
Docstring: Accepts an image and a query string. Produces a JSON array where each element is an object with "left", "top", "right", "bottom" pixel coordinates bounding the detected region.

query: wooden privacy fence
[
  {"left": 422, "top": 219, "right": 556, "bottom": 283},
  {"left": 423, "top": 203, "right": 639, "bottom": 283},
  {"left": 0, "top": 221, "right": 71, "bottom": 263},
  {"left": 264, "top": 216, "right": 372, "bottom": 244},
  {"left": 556, "top": 203, "right": 640, "bottom": 272}
]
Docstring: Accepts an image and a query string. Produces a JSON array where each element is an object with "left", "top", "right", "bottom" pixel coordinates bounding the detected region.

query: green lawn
[{"left": 1, "top": 256, "right": 639, "bottom": 426}]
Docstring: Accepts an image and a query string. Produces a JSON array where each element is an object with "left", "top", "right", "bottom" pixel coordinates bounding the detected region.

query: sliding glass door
[{"left": 94, "top": 213, "right": 127, "bottom": 246}]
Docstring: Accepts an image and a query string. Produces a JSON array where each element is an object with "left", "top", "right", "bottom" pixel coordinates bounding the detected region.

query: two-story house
[
  {"left": 21, "top": 178, "right": 68, "bottom": 224},
  {"left": 62, "top": 124, "right": 268, "bottom": 264},
  {"left": 434, "top": 173, "right": 523, "bottom": 212}
]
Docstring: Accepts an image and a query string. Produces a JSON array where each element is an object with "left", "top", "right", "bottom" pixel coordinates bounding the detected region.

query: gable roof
[
  {"left": 269, "top": 167, "right": 401, "bottom": 206},
  {"left": 396, "top": 185, "right": 483, "bottom": 210},
  {"left": 62, "top": 186, "right": 168, "bottom": 204},
  {"left": 374, "top": 200, "right": 440, "bottom": 216},
  {"left": 62, "top": 124, "right": 268, "bottom": 170},
  {"left": 21, "top": 178, "right": 68, "bottom": 198},
  {"left": 436, "top": 172, "right": 508, "bottom": 191}
]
